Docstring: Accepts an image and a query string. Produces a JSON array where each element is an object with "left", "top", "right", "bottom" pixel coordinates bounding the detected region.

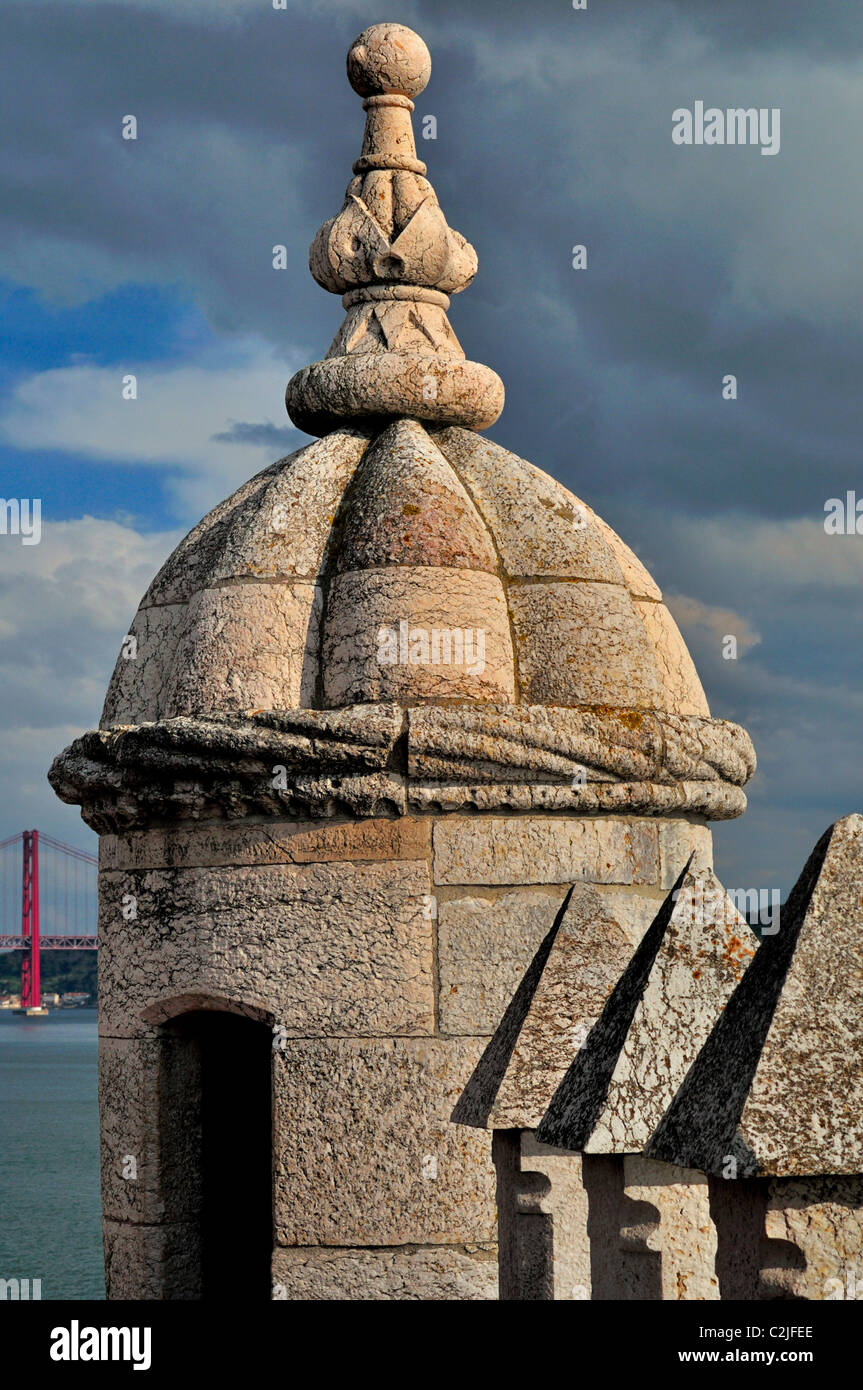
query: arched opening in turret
[{"left": 156, "top": 1002, "right": 273, "bottom": 1300}]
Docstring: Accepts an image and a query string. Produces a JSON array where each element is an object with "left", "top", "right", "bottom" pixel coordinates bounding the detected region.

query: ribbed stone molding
[
  {"left": 285, "top": 23, "right": 504, "bottom": 435},
  {"left": 49, "top": 702, "right": 755, "bottom": 835}
]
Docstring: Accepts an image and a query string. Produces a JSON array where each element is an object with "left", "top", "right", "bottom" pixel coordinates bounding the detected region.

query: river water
[{"left": 0, "top": 1010, "right": 103, "bottom": 1300}]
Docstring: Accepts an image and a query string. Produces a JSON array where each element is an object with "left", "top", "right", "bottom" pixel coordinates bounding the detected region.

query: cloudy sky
[{"left": 1, "top": 0, "right": 861, "bottom": 895}]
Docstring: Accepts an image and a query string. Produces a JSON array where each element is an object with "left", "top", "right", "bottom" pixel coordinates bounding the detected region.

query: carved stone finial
[{"left": 285, "top": 22, "right": 504, "bottom": 437}]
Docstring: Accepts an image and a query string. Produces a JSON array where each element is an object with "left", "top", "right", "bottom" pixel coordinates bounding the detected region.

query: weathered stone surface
[
  {"left": 322, "top": 567, "right": 515, "bottom": 706},
  {"left": 287, "top": 356, "right": 504, "bottom": 435},
  {"left": 330, "top": 296, "right": 464, "bottom": 363},
  {"left": 433, "top": 815, "right": 659, "bottom": 887},
  {"left": 537, "top": 867, "right": 756, "bottom": 1153},
  {"left": 101, "top": 603, "right": 186, "bottom": 727},
  {"left": 436, "top": 429, "right": 665, "bottom": 602},
  {"left": 66, "top": 701, "right": 756, "bottom": 835},
  {"left": 494, "top": 1135, "right": 719, "bottom": 1300},
  {"left": 271, "top": 1243, "right": 497, "bottom": 1301},
  {"left": 635, "top": 601, "right": 710, "bottom": 717},
  {"left": 346, "top": 23, "right": 433, "bottom": 101},
  {"left": 454, "top": 885, "right": 634, "bottom": 1130},
  {"left": 591, "top": 886, "right": 666, "bottom": 946},
  {"left": 203, "top": 431, "right": 368, "bottom": 585},
  {"left": 411, "top": 780, "right": 747, "bottom": 819},
  {"left": 622, "top": 1155, "right": 720, "bottom": 1301},
  {"left": 142, "top": 457, "right": 292, "bottom": 608},
  {"left": 103, "top": 1219, "right": 201, "bottom": 1300},
  {"left": 99, "top": 1034, "right": 201, "bottom": 1226},
  {"left": 52, "top": 706, "right": 407, "bottom": 833},
  {"left": 409, "top": 702, "right": 657, "bottom": 783},
  {"left": 55, "top": 703, "right": 754, "bottom": 833},
  {"left": 762, "top": 1177, "right": 863, "bottom": 1300},
  {"left": 436, "top": 427, "right": 624, "bottom": 582},
  {"left": 495, "top": 1132, "right": 593, "bottom": 1299},
  {"left": 591, "top": 514, "right": 662, "bottom": 601},
  {"left": 101, "top": 815, "right": 430, "bottom": 871},
  {"left": 658, "top": 820, "right": 713, "bottom": 888},
  {"left": 333, "top": 419, "right": 497, "bottom": 573},
  {"left": 650, "top": 815, "right": 863, "bottom": 1177},
  {"left": 286, "top": 27, "right": 504, "bottom": 434},
  {"left": 97, "top": 859, "right": 434, "bottom": 1040},
  {"left": 509, "top": 581, "right": 664, "bottom": 708},
  {"left": 101, "top": 432, "right": 371, "bottom": 728},
  {"left": 168, "top": 581, "right": 321, "bottom": 716},
  {"left": 438, "top": 885, "right": 663, "bottom": 1036},
  {"left": 406, "top": 703, "right": 752, "bottom": 791},
  {"left": 142, "top": 432, "right": 368, "bottom": 608},
  {"left": 439, "top": 888, "right": 567, "bottom": 1037},
  {"left": 273, "top": 1037, "right": 496, "bottom": 1246}
]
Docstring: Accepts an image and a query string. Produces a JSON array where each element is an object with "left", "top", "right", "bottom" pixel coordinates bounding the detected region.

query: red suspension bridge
[{"left": 0, "top": 830, "right": 98, "bottom": 1013}]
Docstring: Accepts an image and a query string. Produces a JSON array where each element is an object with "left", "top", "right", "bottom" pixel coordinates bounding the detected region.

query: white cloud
[
  {"left": 0, "top": 514, "right": 179, "bottom": 712},
  {"left": 0, "top": 340, "right": 305, "bottom": 520},
  {"left": 666, "top": 594, "right": 761, "bottom": 653},
  {"left": 611, "top": 503, "right": 863, "bottom": 605},
  {"left": 666, "top": 513, "right": 863, "bottom": 594},
  {"left": 0, "top": 516, "right": 180, "bottom": 846}
]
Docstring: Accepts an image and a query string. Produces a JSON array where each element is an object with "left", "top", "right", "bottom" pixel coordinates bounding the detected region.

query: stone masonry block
[
  {"left": 273, "top": 1037, "right": 496, "bottom": 1247},
  {"left": 322, "top": 567, "right": 515, "bottom": 706},
  {"left": 100, "top": 815, "right": 430, "bottom": 872},
  {"left": 509, "top": 581, "right": 663, "bottom": 708},
  {"left": 99, "top": 1033, "right": 201, "bottom": 1226},
  {"left": 433, "top": 815, "right": 659, "bottom": 887},
  {"left": 438, "top": 884, "right": 665, "bottom": 1036},
  {"left": 97, "top": 859, "right": 434, "bottom": 1040},
  {"left": 271, "top": 1243, "right": 497, "bottom": 1301}
]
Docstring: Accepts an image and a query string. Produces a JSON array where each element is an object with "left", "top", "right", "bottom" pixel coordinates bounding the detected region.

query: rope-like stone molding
[{"left": 48, "top": 702, "right": 755, "bottom": 834}]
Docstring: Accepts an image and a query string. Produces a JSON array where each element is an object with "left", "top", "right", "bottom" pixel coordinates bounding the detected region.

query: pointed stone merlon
[
  {"left": 649, "top": 813, "right": 863, "bottom": 1179},
  {"left": 286, "top": 24, "right": 505, "bottom": 436},
  {"left": 537, "top": 865, "right": 756, "bottom": 1155},
  {"left": 452, "top": 884, "right": 634, "bottom": 1132},
  {"left": 453, "top": 863, "right": 756, "bottom": 1147}
]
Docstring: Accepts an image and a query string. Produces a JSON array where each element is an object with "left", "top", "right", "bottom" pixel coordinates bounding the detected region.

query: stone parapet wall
[
  {"left": 96, "top": 807, "right": 711, "bottom": 1299},
  {"left": 497, "top": 1134, "right": 720, "bottom": 1301}
]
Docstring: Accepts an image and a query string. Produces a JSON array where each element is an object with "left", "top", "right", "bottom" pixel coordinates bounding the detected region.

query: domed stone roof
[
  {"left": 101, "top": 418, "right": 708, "bottom": 726},
  {"left": 98, "top": 21, "right": 704, "bottom": 726},
  {"left": 52, "top": 23, "right": 753, "bottom": 834}
]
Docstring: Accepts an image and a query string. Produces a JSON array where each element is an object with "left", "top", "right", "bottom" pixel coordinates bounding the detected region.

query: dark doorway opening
[{"left": 161, "top": 1009, "right": 273, "bottom": 1300}]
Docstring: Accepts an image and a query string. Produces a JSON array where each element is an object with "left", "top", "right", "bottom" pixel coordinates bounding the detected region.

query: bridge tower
[{"left": 20, "top": 830, "right": 45, "bottom": 1015}]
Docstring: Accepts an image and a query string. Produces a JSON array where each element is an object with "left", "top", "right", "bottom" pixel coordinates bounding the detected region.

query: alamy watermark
[
  {"left": 377, "top": 620, "right": 486, "bottom": 677},
  {"left": 50, "top": 1323, "right": 151, "bottom": 1371},
  {"left": 1, "top": 498, "right": 41, "bottom": 545},
  {"left": 0, "top": 1277, "right": 41, "bottom": 1299},
  {"left": 824, "top": 492, "right": 863, "bottom": 535},
  {"left": 672, "top": 102, "right": 780, "bottom": 157},
  {"left": 673, "top": 883, "right": 780, "bottom": 935},
  {"left": 825, "top": 1266, "right": 863, "bottom": 1299}
]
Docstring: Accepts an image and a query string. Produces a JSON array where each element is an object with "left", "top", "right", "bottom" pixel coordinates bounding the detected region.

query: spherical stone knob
[{"left": 347, "top": 23, "right": 431, "bottom": 99}]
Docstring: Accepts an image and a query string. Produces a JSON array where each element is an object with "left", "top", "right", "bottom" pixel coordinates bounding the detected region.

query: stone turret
[{"left": 49, "top": 22, "right": 754, "bottom": 1301}]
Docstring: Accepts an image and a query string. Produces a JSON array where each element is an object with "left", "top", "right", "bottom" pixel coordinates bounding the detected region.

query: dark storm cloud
[
  {"left": 2, "top": 0, "right": 861, "bottom": 886},
  {"left": 211, "top": 421, "right": 297, "bottom": 449},
  {"left": 629, "top": 0, "right": 863, "bottom": 59}
]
